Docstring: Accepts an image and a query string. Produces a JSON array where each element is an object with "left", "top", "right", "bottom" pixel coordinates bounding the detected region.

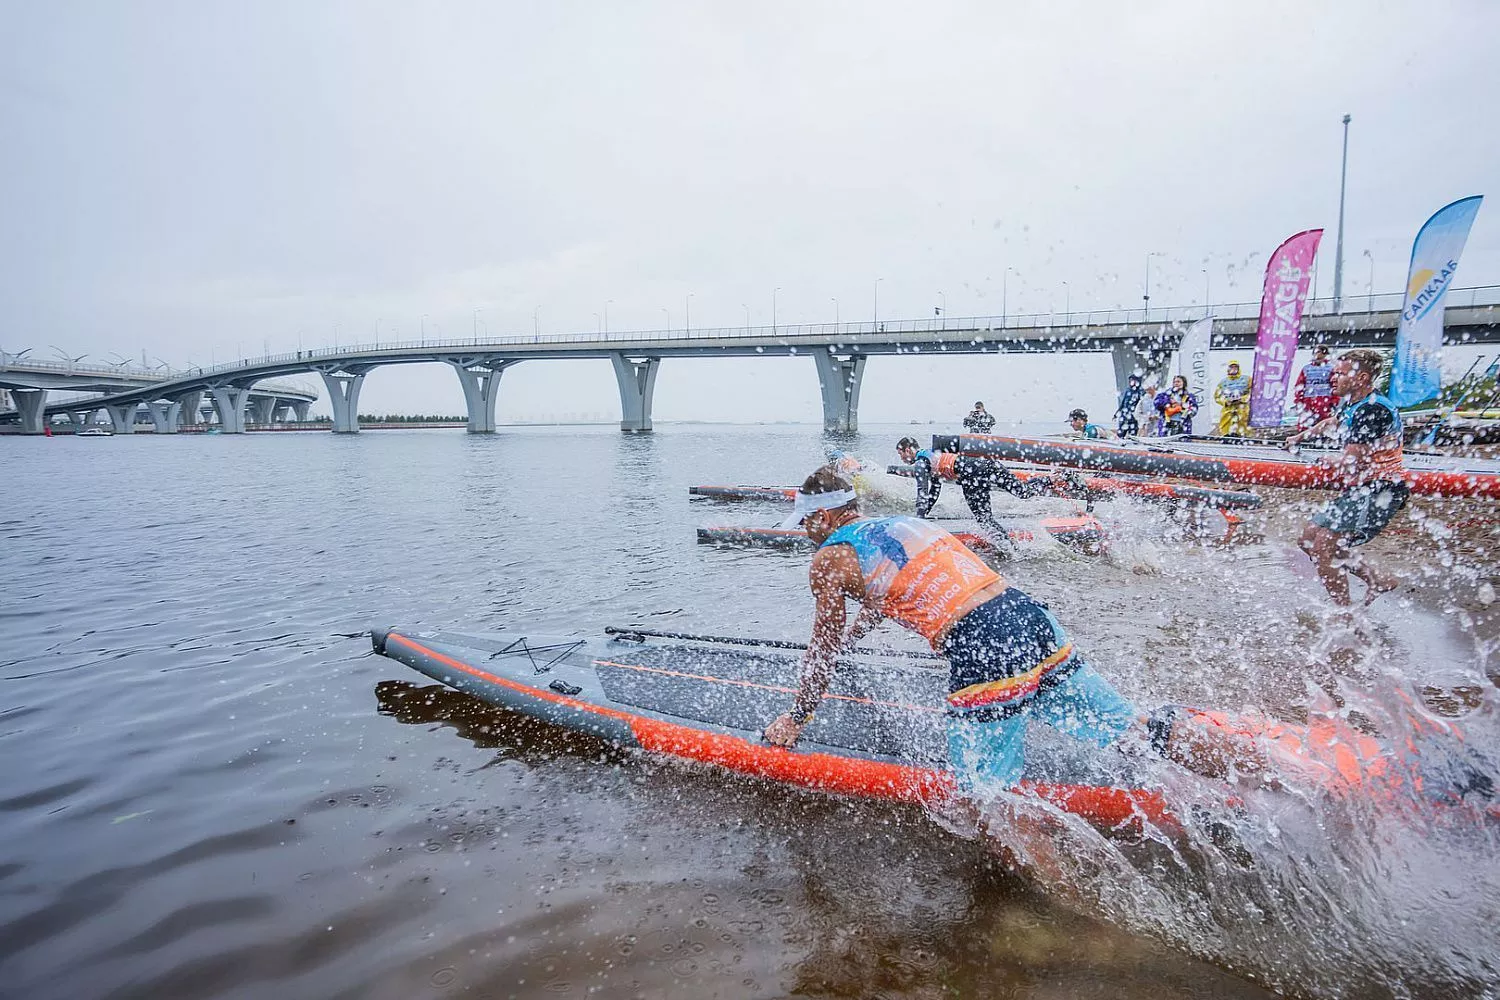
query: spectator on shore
[
  {"left": 1137, "top": 380, "right": 1160, "bottom": 436},
  {"left": 1214, "top": 360, "right": 1252, "bottom": 437},
  {"left": 1154, "top": 375, "right": 1200, "bottom": 436},
  {"left": 963, "top": 401, "right": 996, "bottom": 434},
  {"left": 1294, "top": 345, "right": 1337, "bottom": 430},
  {"left": 1115, "top": 375, "right": 1145, "bottom": 437}
]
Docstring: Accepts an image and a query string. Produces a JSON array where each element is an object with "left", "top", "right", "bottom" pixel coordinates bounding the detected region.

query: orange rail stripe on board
[
  {"left": 387, "top": 632, "right": 634, "bottom": 722},
  {"left": 995, "top": 468, "right": 1234, "bottom": 502},
  {"left": 629, "top": 718, "right": 956, "bottom": 803},
  {"left": 386, "top": 632, "right": 946, "bottom": 804},
  {"left": 386, "top": 632, "right": 1179, "bottom": 826}
]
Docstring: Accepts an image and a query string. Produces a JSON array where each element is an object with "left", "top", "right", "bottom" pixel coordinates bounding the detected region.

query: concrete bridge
[
  {"left": 5, "top": 285, "right": 1497, "bottom": 435},
  {"left": 0, "top": 357, "right": 318, "bottom": 434}
]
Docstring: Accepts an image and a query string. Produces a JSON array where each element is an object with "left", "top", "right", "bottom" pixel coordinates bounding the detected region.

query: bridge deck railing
[
  {"left": 205, "top": 285, "right": 1499, "bottom": 375},
  {"left": 6, "top": 286, "right": 1497, "bottom": 384}
]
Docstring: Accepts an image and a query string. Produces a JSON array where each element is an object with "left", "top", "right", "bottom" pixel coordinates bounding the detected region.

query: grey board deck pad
[{"left": 596, "top": 642, "right": 950, "bottom": 763}]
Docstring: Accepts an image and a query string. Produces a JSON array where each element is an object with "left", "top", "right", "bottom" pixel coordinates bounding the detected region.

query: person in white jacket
[{"left": 1135, "top": 381, "right": 1159, "bottom": 436}]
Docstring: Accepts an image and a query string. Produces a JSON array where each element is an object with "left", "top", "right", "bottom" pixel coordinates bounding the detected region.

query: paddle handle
[{"left": 603, "top": 626, "right": 945, "bottom": 661}]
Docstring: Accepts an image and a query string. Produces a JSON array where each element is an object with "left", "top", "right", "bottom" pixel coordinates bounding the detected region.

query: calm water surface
[{"left": 3, "top": 425, "right": 1497, "bottom": 999}]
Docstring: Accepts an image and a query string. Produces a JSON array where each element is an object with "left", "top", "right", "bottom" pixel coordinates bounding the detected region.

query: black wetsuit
[{"left": 912, "top": 450, "right": 1042, "bottom": 530}]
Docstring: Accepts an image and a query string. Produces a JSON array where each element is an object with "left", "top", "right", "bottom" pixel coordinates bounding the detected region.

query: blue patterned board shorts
[
  {"left": 1310, "top": 481, "right": 1410, "bottom": 545},
  {"left": 943, "top": 591, "right": 1139, "bottom": 792}
]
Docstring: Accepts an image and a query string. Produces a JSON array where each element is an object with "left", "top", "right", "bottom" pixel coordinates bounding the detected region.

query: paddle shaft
[{"left": 604, "top": 625, "right": 945, "bottom": 661}]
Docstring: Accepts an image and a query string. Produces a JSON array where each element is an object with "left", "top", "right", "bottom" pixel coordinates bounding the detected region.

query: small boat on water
[
  {"left": 77, "top": 426, "right": 112, "bottom": 437},
  {"left": 937, "top": 433, "right": 1500, "bottom": 499}
]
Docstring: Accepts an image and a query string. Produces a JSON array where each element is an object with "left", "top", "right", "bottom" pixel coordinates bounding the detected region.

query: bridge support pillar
[
  {"left": 813, "top": 352, "right": 865, "bottom": 436},
  {"left": 291, "top": 400, "right": 310, "bottom": 422},
  {"left": 611, "top": 354, "right": 660, "bottom": 433},
  {"left": 249, "top": 396, "right": 276, "bottom": 426},
  {"left": 146, "top": 400, "right": 182, "bottom": 434},
  {"left": 446, "top": 360, "right": 515, "bottom": 434},
  {"left": 69, "top": 409, "right": 97, "bottom": 430},
  {"left": 105, "top": 403, "right": 139, "bottom": 433},
  {"left": 1110, "top": 338, "right": 1174, "bottom": 395},
  {"left": 210, "top": 387, "right": 252, "bottom": 433},
  {"left": 12, "top": 389, "right": 47, "bottom": 434},
  {"left": 176, "top": 391, "right": 203, "bottom": 427},
  {"left": 319, "top": 373, "right": 365, "bottom": 434}
]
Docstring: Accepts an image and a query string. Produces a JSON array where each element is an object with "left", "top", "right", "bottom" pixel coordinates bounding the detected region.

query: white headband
[{"left": 791, "top": 489, "right": 857, "bottom": 521}]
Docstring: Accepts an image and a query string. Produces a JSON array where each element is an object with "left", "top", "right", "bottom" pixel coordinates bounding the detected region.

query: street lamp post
[
  {"left": 472, "top": 309, "right": 480, "bottom": 338},
  {"left": 772, "top": 288, "right": 780, "bottom": 334},
  {"left": 1143, "top": 253, "right": 1159, "bottom": 320},
  {"left": 661, "top": 307, "right": 670, "bottom": 331},
  {"left": 742, "top": 303, "right": 750, "bottom": 332},
  {"left": 685, "top": 293, "right": 693, "bottom": 335},
  {"left": 1202, "top": 268, "right": 1210, "bottom": 311},
  {"left": 874, "top": 277, "right": 883, "bottom": 329},
  {"left": 1333, "top": 113, "right": 1352, "bottom": 312},
  {"left": 533, "top": 307, "right": 540, "bottom": 339},
  {"left": 831, "top": 297, "right": 839, "bottom": 327},
  {"left": 421, "top": 314, "right": 428, "bottom": 345},
  {"left": 937, "top": 291, "right": 946, "bottom": 324},
  {"left": 1061, "top": 282, "right": 1069, "bottom": 323},
  {"left": 1363, "top": 249, "right": 1375, "bottom": 312},
  {"left": 1002, "top": 268, "right": 1010, "bottom": 327}
]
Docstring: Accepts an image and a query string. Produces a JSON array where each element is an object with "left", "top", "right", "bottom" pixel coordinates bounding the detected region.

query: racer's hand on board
[{"left": 763, "top": 713, "right": 806, "bottom": 748}]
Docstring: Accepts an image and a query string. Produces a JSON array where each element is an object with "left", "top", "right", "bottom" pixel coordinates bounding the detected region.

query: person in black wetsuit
[{"left": 896, "top": 436, "right": 1053, "bottom": 538}]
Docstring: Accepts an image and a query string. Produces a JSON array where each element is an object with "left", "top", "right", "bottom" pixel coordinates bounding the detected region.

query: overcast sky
[{"left": 4, "top": 1, "right": 1498, "bottom": 424}]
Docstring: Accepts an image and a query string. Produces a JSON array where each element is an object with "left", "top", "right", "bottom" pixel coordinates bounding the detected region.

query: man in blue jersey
[{"left": 1286, "top": 349, "right": 1408, "bottom": 605}]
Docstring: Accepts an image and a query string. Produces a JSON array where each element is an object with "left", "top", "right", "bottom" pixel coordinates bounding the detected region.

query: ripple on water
[{"left": 1, "top": 427, "right": 1493, "bottom": 999}]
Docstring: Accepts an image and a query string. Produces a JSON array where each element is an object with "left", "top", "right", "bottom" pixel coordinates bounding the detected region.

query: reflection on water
[{"left": 1, "top": 425, "right": 1496, "bottom": 999}]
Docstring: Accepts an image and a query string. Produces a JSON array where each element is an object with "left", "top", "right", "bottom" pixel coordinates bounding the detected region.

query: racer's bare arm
[{"left": 764, "top": 547, "right": 863, "bottom": 747}]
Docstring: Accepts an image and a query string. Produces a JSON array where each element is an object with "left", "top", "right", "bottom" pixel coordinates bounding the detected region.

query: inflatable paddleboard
[
  {"left": 697, "top": 514, "right": 1108, "bottom": 556},
  {"left": 689, "top": 485, "right": 798, "bottom": 502},
  {"left": 882, "top": 464, "right": 1263, "bottom": 511},
  {"left": 937, "top": 433, "right": 1500, "bottom": 498},
  {"left": 371, "top": 628, "right": 1500, "bottom": 834},
  {"left": 690, "top": 471, "right": 1260, "bottom": 511},
  {"left": 371, "top": 626, "right": 1500, "bottom": 843},
  {"left": 371, "top": 627, "right": 1177, "bottom": 831}
]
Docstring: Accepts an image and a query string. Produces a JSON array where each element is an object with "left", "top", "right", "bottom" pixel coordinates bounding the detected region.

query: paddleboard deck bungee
[
  {"left": 936, "top": 433, "right": 1500, "bottom": 498},
  {"left": 370, "top": 626, "right": 1177, "bottom": 830},
  {"left": 696, "top": 514, "right": 1109, "bottom": 556}
]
